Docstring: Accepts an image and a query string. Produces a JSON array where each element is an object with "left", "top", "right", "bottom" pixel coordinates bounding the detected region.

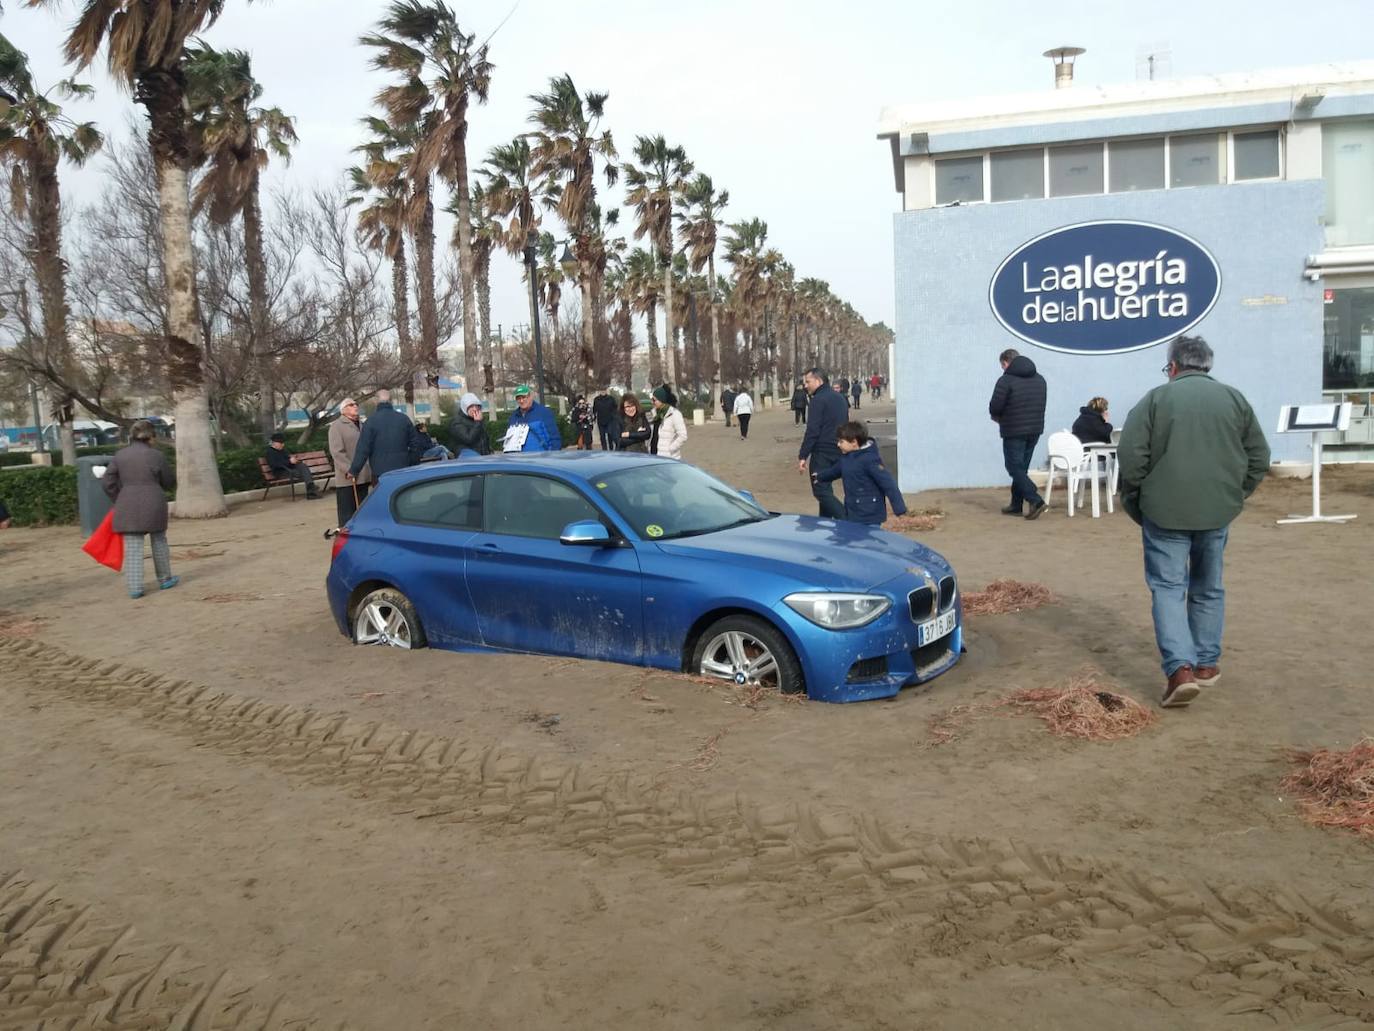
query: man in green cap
[{"left": 503, "top": 385, "right": 561, "bottom": 452}]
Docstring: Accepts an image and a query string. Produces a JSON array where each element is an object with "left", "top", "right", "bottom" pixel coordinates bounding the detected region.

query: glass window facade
[
  {"left": 1048, "top": 142, "right": 1104, "bottom": 197},
  {"left": 1323, "top": 120, "right": 1374, "bottom": 247},
  {"left": 1108, "top": 138, "right": 1165, "bottom": 191},
  {"left": 990, "top": 150, "right": 1044, "bottom": 202},
  {"left": 1170, "top": 134, "right": 1224, "bottom": 188},
  {"left": 934, "top": 156, "right": 984, "bottom": 205},
  {"left": 1234, "top": 129, "right": 1281, "bottom": 180},
  {"left": 1323, "top": 287, "right": 1374, "bottom": 389}
]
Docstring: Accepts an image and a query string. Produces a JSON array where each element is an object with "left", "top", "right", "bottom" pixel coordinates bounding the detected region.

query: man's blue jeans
[
  {"left": 1141, "top": 518, "right": 1229, "bottom": 676},
  {"left": 1001, "top": 435, "right": 1043, "bottom": 509}
]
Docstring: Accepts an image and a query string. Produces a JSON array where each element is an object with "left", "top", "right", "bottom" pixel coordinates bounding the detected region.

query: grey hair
[
  {"left": 1168, "top": 335, "right": 1213, "bottom": 372},
  {"left": 129, "top": 419, "right": 156, "bottom": 442},
  {"left": 375, "top": 388, "right": 392, "bottom": 403}
]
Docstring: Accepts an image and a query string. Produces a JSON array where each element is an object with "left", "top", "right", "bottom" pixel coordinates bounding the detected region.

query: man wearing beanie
[
  {"left": 650, "top": 384, "right": 688, "bottom": 459},
  {"left": 264, "top": 431, "right": 323, "bottom": 500},
  {"left": 449, "top": 392, "right": 492, "bottom": 456}
]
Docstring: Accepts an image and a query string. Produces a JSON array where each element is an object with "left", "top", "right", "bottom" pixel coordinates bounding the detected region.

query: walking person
[
  {"left": 851, "top": 378, "right": 862, "bottom": 410},
  {"left": 796, "top": 368, "right": 848, "bottom": 520},
  {"left": 572, "top": 394, "right": 595, "bottom": 450},
  {"left": 733, "top": 388, "right": 754, "bottom": 440},
  {"left": 618, "top": 394, "right": 652, "bottom": 452},
  {"left": 790, "top": 381, "right": 807, "bottom": 426},
  {"left": 101, "top": 420, "right": 178, "bottom": 599},
  {"left": 1117, "top": 335, "right": 1270, "bottom": 709},
  {"left": 328, "top": 398, "right": 370, "bottom": 524},
  {"left": 721, "top": 387, "right": 736, "bottom": 428},
  {"left": 593, "top": 387, "right": 619, "bottom": 451},
  {"left": 650, "top": 385, "right": 688, "bottom": 459},
  {"left": 349, "top": 388, "right": 423, "bottom": 482},
  {"left": 812, "top": 421, "right": 906, "bottom": 526},
  {"left": 988, "top": 348, "right": 1048, "bottom": 520}
]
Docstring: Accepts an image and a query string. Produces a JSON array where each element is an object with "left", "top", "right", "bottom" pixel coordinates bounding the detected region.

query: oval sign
[{"left": 989, "top": 220, "right": 1221, "bottom": 355}]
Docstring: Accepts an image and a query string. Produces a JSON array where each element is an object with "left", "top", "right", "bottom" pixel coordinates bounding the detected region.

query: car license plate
[{"left": 917, "top": 609, "right": 956, "bottom": 646}]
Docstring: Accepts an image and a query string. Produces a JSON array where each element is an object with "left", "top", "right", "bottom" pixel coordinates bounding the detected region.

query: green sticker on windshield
[
  {"left": 645, "top": 524, "right": 664, "bottom": 538},
  {"left": 596, "top": 481, "right": 608, "bottom": 489}
]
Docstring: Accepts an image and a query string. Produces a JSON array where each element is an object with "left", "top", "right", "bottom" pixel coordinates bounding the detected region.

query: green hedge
[{"left": 0, "top": 466, "right": 79, "bottom": 526}]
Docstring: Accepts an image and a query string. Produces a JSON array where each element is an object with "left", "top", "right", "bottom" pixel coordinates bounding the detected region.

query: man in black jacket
[
  {"left": 796, "top": 368, "right": 848, "bottom": 519},
  {"left": 264, "top": 433, "right": 323, "bottom": 499},
  {"left": 988, "top": 348, "right": 1048, "bottom": 519},
  {"left": 592, "top": 387, "right": 619, "bottom": 451},
  {"left": 349, "top": 389, "right": 423, "bottom": 482}
]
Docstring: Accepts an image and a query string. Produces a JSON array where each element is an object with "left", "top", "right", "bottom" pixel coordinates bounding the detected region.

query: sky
[{"left": 3, "top": 0, "right": 1372, "bottom": 337}]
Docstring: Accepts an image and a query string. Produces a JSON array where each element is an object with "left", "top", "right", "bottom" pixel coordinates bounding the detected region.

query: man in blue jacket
[
  {"left": 503, "top": 384, "right": 561, "bottom": 452},
  {"left": 348, "top": 389, "right": 422, "bottom": 482},
  {"left": 796, "top": 368, "right": 848, "bottom": 519}
]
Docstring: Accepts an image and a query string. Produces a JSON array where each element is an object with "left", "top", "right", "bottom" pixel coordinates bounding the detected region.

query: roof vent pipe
[{"left": 1043, "top": 46, "right": 1086, "bottom": 89}]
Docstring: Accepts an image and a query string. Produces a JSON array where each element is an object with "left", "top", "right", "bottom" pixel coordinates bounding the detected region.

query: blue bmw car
[{"left": 325, "top": 452, "right": 962, "bottom": 702}]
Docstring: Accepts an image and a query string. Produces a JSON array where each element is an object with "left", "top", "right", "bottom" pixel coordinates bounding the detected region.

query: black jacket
[
  {"left": 988, "top": 355, "right": 1048, "bottom": 440},
  {"left": 592, "top": 393, "right": 618, "bottom": 426},
  {"left": 619, "top": 411, "right": 651, "bottom": 452},
  {"left": 789, "top": 386, "right": 807, "bottom": 411},
  {"left": 1071, "top": 407, "right": 1113, "bottom": 445},
  {"left": 350, "top": 402, "right": 422, "bottom": 478},
  {"left": 721, "top": 389, "right": 736, "bottom": 415},
  {"left": 799, "top": 382, "right": 849, "bottom": 461},
  {"left": 263, "top": 445, "right": 297, "bottom": 476},
  {"left": 448, "top": 412, "right": 492, "bottom": 455}
]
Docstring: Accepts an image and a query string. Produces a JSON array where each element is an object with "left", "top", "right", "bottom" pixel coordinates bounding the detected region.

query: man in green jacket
[{"left": 1117, "top": 335, "right": 1270, "bottom": 709}]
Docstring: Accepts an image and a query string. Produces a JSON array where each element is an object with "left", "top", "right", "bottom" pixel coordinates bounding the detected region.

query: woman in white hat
[{"left": 449, "top": 392, "right": 492, "bottom": 457}]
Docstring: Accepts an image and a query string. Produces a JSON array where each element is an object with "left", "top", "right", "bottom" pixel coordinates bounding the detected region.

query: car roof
[{"left": 376, "top": 450, "right": 673, "bottom": 488}]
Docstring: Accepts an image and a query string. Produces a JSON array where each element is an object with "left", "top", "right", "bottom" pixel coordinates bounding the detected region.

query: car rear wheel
[
  {"left": 352, "top": 588, "right": 427, "bottom": 650},
  {"left": 692, "top": 615, "right": 804, "bottom": 695}
]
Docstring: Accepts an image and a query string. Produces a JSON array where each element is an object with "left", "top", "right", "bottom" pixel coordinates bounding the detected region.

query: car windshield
[{"left": 593, "top": 463, "right": 772, "bottom": 541}]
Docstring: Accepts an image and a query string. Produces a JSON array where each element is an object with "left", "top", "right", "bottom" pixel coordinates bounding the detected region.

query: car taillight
[{"left": 330, "top": 528, "right": 349, "bottom": 562}]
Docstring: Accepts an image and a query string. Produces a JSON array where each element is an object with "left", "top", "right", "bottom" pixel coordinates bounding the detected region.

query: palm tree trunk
[
  {"left": 415, "top": 182, "right": 440, "bottom": 421},
  {"left": 477, "top": 249, "right": 492, "bottom": 398},
  {"left": 242, "top": 174, "right": 274, "bottom": 438},
  {"left": 156, "top": 157, "right": 227, "bottom": 518},
  {"left": 392, "top": 246, "right": 413, "bottom": 402},
  {"left": 661, "top": 262, "right": 676, "bottom": 386},
  {"left": 707, "top": 256, "right": 723, "bottom": 421},
  {"left": 646, "top": 299, "right": 661, "bottom": 385},
  {"left": 451, "top": 115, "right": 480, "bottom": 395},
  {"left": 28, "top": 149, "right": 77, "bottom": 465},
  {"left": 579, "top": 273, "right": 595, "bottom": 393}
]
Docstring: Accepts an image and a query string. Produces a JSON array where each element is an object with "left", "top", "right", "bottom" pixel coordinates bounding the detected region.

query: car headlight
[{"left": 784, "top": 592, "right": 891, "bottom": 629}]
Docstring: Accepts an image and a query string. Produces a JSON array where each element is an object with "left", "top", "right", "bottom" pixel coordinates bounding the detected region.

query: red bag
[{"left": 81, "top": 511, "right": 124, "bottom": 571}]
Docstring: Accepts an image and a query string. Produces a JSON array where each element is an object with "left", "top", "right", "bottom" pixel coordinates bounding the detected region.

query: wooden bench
[{"left": 256, "top": 450, "right": 334, "bottom": 501}]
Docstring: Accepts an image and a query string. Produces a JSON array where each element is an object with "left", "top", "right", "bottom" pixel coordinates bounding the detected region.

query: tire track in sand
[{"left": 4, "top": 637, "right": 1373, "bottom": 1029}]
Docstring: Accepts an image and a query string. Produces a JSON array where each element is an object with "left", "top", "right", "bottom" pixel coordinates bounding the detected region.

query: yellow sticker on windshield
[
  {"left": 596, "top": 482, "right": 608, "bottom": 489},
  {"left": 645, "top": 524, "right": 664, "bottom": 538}
]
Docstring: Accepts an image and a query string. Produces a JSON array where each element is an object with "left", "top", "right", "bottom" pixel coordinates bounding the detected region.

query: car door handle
[{"left": 480, "top": 542, "right": 500, "bottom": 550}]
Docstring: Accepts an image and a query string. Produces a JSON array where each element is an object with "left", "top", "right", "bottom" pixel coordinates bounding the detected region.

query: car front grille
[
  {"left": 939, "top": 575, "right": 957, "bottom": 611},
  {"left": 912, "top": 641, "right": 953, "bottom": 676},
  {"left": 908, "top": 586, "right": 934, "bottom": 622},
  {"left": 846, "top": 656, "right": 889, "bottom": 683}
]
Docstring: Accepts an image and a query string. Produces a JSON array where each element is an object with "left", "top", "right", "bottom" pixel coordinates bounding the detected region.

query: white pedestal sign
[{"left": 1275, "top": 403, "right": 1356, "bottom": 526}]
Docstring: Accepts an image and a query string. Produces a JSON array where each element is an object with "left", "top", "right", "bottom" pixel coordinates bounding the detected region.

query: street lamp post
[
  {"left": 522, "top": 238, "right": 547, "bottom": 405},
  {"left": 689, "top": 290, "right": 700, "bottom": 400}
]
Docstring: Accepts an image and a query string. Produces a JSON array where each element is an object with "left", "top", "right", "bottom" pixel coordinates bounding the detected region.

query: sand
[{"left": 1, "top": 399, "right": 1372, "bottom": 1029}]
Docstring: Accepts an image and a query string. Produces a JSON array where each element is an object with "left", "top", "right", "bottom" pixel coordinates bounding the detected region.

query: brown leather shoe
[
  {"left": 1194, "top": 666, "right": 1220, "bottom": 686},
  {"left": 1161, "top": 666, "right": 1199, "bottom": 708}
]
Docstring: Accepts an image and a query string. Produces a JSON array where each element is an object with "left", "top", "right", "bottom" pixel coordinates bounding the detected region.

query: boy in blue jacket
[{"left": 813, "top": 422, "right": 907, "bottom": 525}]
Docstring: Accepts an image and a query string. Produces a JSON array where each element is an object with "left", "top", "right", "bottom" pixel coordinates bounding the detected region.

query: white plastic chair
[{"left": 1044, "top": 431, "right": 1091, "bottom": 516}]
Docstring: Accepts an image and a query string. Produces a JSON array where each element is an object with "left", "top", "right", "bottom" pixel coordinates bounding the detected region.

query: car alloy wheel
[
  {"left": 692, "top": 614, "right": 805, "bottom": 694},
  {"left": 352, "top": 588, "right": 425, "bottom": 649}
]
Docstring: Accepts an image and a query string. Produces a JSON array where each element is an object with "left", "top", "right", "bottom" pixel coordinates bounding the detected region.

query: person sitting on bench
[{"left": 264, "top": 433, "right": 322, "bottom": 499}]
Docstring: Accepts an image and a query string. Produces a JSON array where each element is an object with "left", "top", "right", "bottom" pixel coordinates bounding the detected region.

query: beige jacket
[
  {"left": 654, "top": 407, "right": 688, "bottom": 460},
  {"left": 328, "top": 416, "right": 371, "bottom": 485}
]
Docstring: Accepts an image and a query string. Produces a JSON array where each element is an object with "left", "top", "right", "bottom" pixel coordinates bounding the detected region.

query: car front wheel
[
  {"left": 692, "top": 614, "right": 805, "bottom": 695},
  {"left": 352, "top": 587, "right": 427, "bottom": 650}
]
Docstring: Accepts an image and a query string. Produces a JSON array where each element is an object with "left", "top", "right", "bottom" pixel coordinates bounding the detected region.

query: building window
[
  {"left": 1233, "top": 129, "right": 1281, "bottom": 181},
  {"left": 990, "top": 150, "right": 1044, "bottom": 202},
  {"left": 934, "top": 156, "right": 985, "bottom": 205},
  {"left": 1169, "top": 133, "right": 1223, "bottom": 188},
  {"left": 1323, "top": 120, "right": 1374, "bottom": 247},
  {"left": 1324, "top": 287, "right": 1374, "bottom": 389},
  {"left": 1049, "top": 142, "right": 1104, "bottom": 197},
  {"left": 1108, "top": 138, "right": 1165, "bottom": 192}
]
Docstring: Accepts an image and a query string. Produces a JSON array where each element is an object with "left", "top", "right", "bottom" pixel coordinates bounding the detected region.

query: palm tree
[
  {"left": 459, "top": 180, "right": 499, "bottom": 395},
  {"left": 623, "top": 135, "right": 692, "bottom": 388},
  {"left": 183, "top": 43, "right": 295, "bottom": 438},
  {"left": 362, "top": 0, "right": 492, "bottom": 404},
  {"left": 724, "top": 218, "right": 771, "bottom": 391},
  {"left": 624, "top": 247, "right": 661, "bottom": 385},
  {"left": 527, "top": 74, "right": 617, "bottom": 391},
  {"left": 679, "top": 173, "right": 727, "bottom": 418},
  {"left": 0, "top": 33, "right": 102, "bottom": 465},
  {"left": 483, "top": 135, "right": 539, "bottom": 254},
  {"left": 30, "top": 0, "right": 247, "bottom": 517}
]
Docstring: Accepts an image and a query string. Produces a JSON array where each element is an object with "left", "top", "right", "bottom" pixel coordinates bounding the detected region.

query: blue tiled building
[{"left": 879, "top": 60, "right": 1374, "bottom": 491}]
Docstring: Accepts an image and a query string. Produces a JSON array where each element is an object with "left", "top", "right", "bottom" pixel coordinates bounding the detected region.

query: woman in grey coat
[{"left": 101, "top": 420, "right": 178, "bottom": 598}]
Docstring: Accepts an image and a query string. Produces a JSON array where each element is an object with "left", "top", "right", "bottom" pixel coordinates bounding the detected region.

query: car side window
[
  {"left": 393, "top": 476, "right": 483, "bottom": 530},
  {"left": 482, "top": 473, "right": 603, "bottom": 540}
]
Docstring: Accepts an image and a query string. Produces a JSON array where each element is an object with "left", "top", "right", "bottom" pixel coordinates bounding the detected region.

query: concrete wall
[{"left": 891, "top": 180, "right": 1326, "bottom": 492}]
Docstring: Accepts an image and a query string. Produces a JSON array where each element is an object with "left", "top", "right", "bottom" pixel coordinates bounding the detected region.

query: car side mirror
[{"left": 559, "top": 520, "right": 613, "bottom": 546}]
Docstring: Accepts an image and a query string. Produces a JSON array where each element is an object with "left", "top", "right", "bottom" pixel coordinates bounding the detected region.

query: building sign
[{"left": 989, "top": 220, "right": 1221, "bottom": 354}]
